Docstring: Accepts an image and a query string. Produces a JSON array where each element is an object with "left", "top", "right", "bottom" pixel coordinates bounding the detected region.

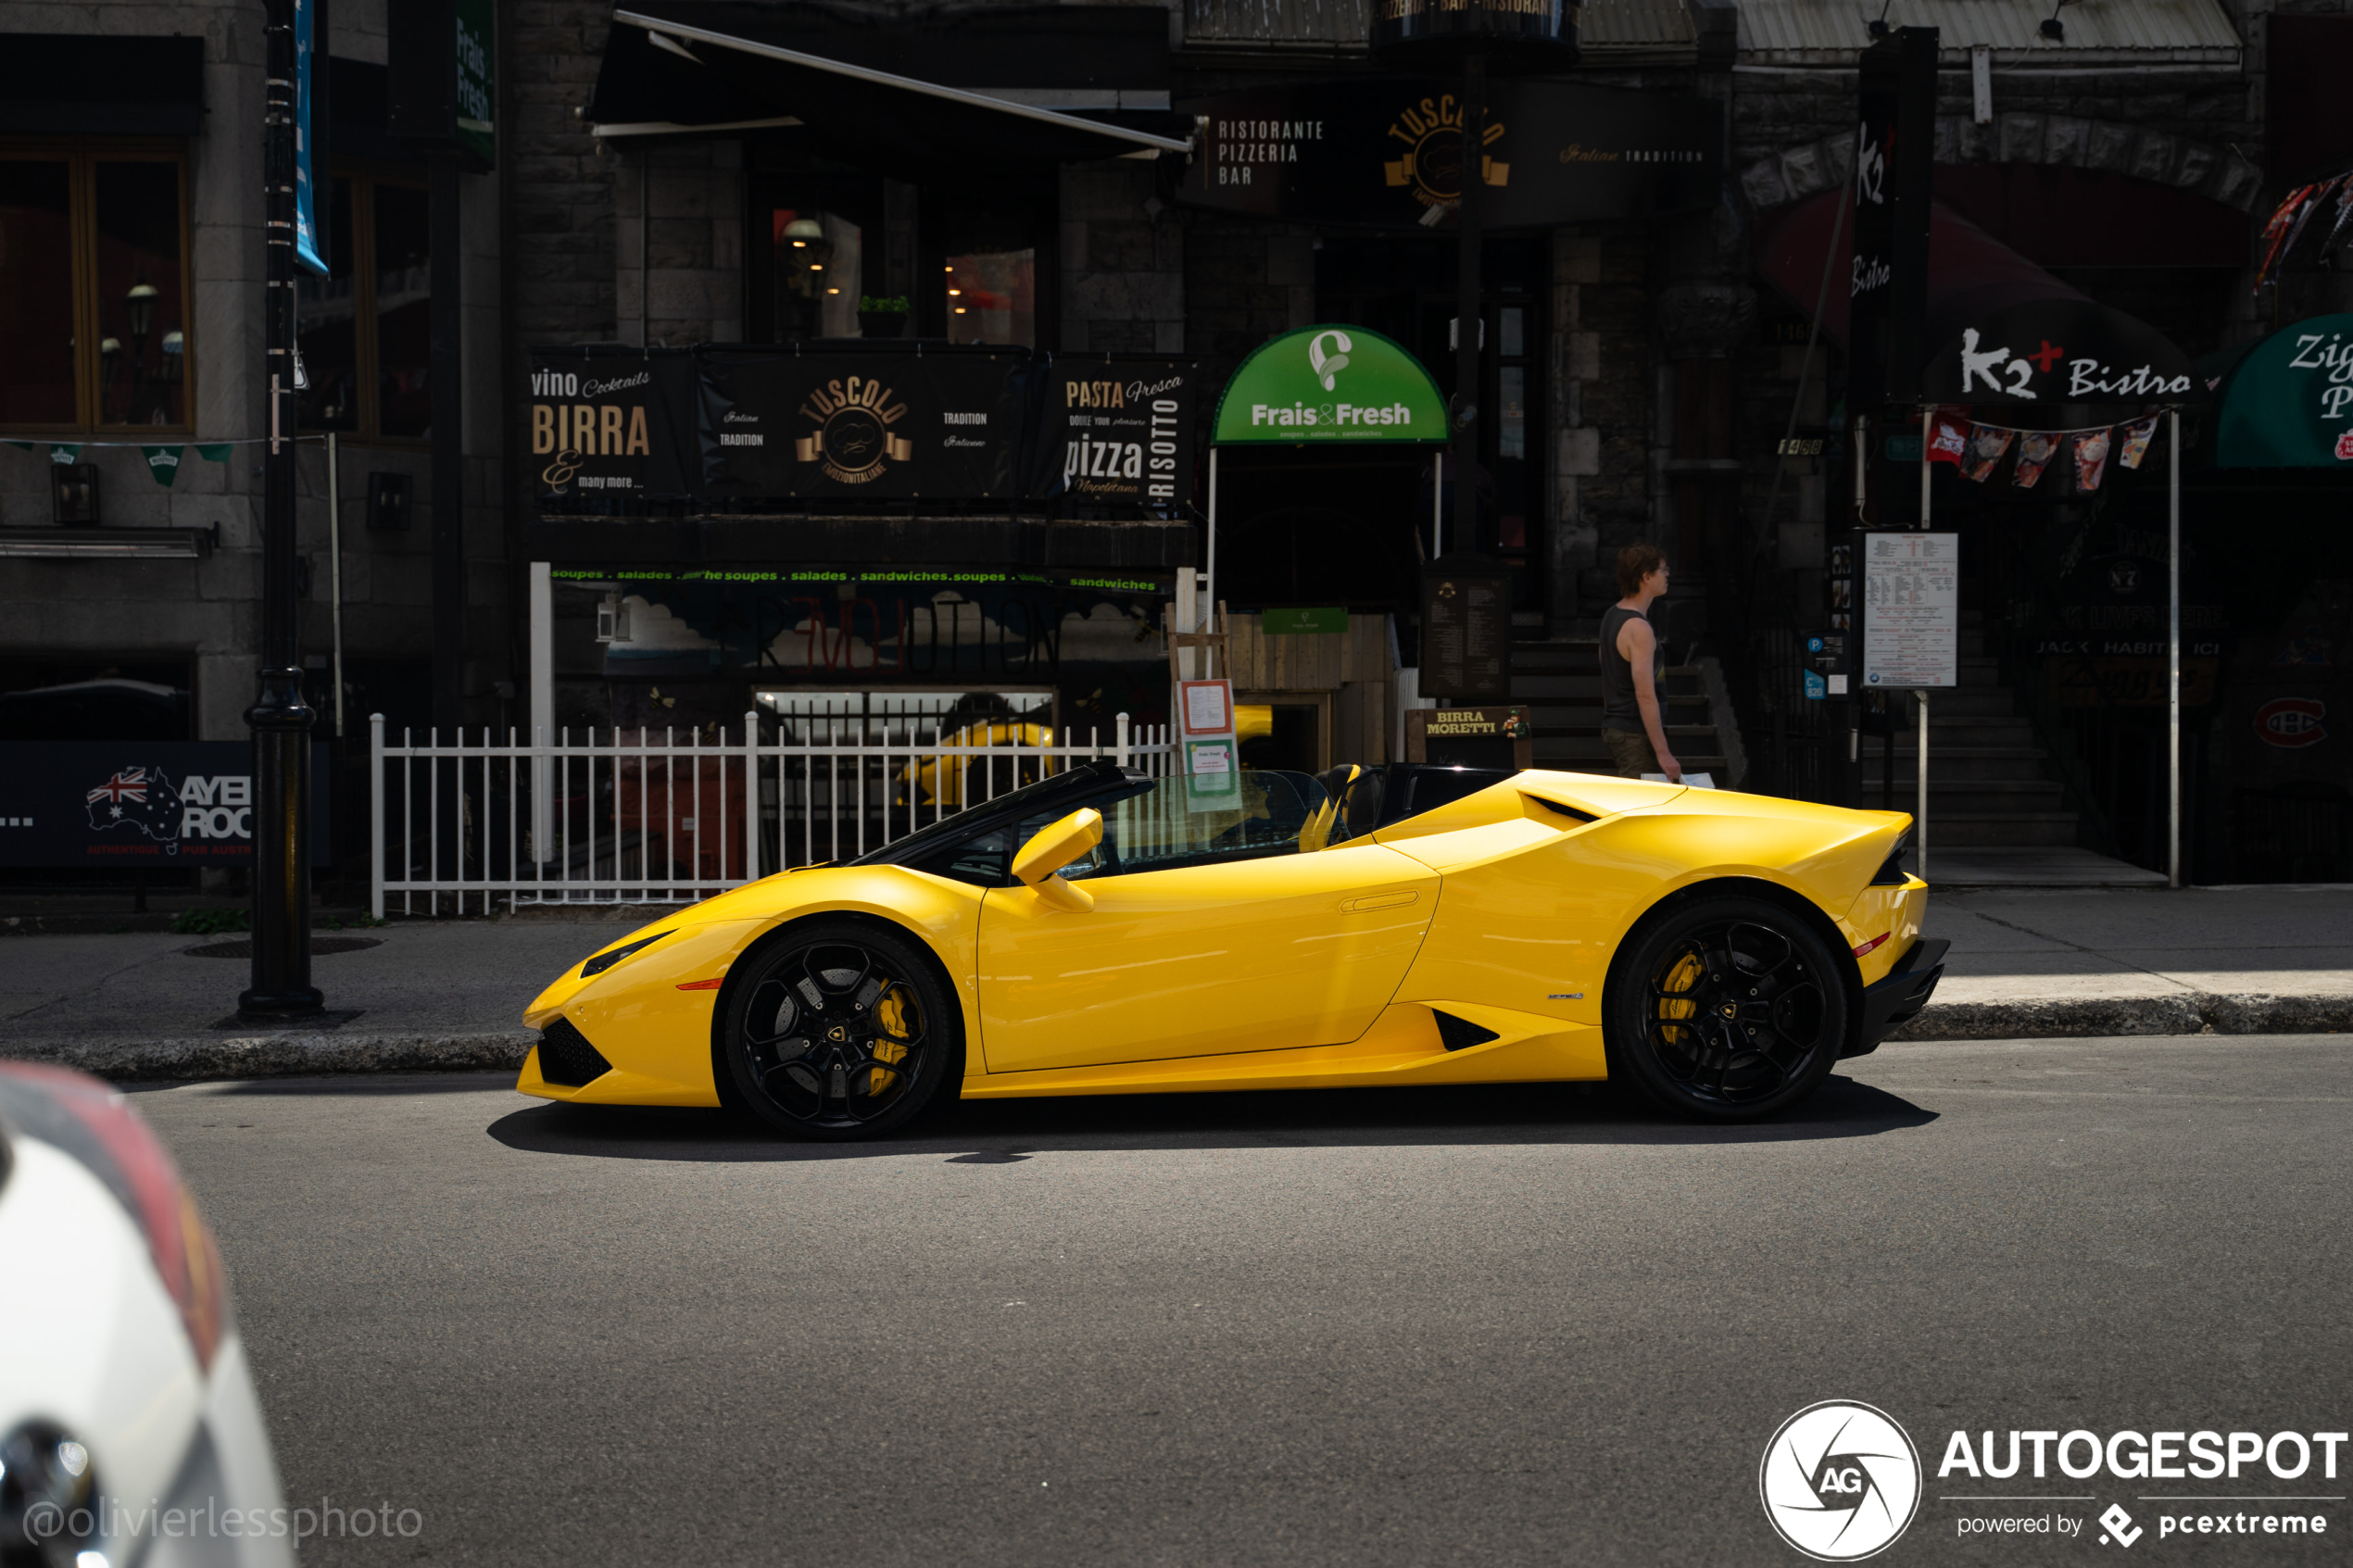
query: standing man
[{"left": 1600, "top": 544, "right": 1682, "bottom": 783}]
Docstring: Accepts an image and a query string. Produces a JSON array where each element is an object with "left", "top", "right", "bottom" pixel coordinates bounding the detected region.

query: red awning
[
  {"left": 1755, "top": 190, "right": 2088, "bottom": 353},
  {"left": 1759, "top": 188, "right": 2200, "bottom": 415}
]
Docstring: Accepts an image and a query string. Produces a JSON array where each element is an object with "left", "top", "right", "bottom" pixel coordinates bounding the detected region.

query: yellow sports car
[{"left": 518, "top": 762, "right": 1946, "bottom": 1138}]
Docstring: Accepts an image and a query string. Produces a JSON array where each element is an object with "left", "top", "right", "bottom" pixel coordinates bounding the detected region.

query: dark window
[
  {"left": 294, "top": 169, "right": 428, "bottom": 440},
  {"left": 0, "top": 145, "right": 191, "bottom": 433},
  {"left": 296, "top": 174, "right": 359, "bottom": 430},
  {"left": 0, "top": 158, "right": 75, "bottom": 424},
  {"left": 92, "top": 159, "right": 187, "bottom": 427},
  {"left": 0, "top": 659, "right": 191, "bottom": 741},
  {"left": 374, "top": 181, "right": 431, "bottom": 437}
]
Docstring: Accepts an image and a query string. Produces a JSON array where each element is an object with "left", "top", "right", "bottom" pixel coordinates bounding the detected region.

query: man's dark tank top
[{"left": 1599, "top": 604, "right": 1661, "bottom": 734}]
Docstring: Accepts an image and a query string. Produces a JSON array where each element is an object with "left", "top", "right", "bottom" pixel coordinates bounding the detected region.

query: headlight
[
  {"left": 580, "top": 930, "right": 672, "bottom": 979},
  {"left": 0, "top": 1420, "right": 102, "bottom": 1567}
]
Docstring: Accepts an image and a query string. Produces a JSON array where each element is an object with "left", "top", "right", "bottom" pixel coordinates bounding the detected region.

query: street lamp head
[
  {"left": 160, "top": 330, "right": 185, "bottom": 382},
  {"left": 127, "top": 280, "right": 159, "bottom": 339}
]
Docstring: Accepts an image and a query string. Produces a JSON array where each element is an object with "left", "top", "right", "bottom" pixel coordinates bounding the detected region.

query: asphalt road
[{"left": 133, "top": 1036, "right": 2353, "bottom": 1566}]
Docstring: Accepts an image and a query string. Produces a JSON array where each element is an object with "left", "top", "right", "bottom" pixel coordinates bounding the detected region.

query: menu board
[
  {"left": 1418, "top": 556, "right": 1512, "bottom": 700},
  {"left": 1862, "top": 532, "right": 1959, "bottom": 689}
]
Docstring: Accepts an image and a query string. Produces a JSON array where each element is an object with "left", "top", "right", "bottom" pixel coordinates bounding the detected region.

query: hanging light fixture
[{"left": 127, "top": 280, "right": 160, "bottom": 340}]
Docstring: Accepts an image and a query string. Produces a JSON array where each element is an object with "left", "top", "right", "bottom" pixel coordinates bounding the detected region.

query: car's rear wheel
[
  {"left": 1605, "top": 895, "right": 1847, "bottom": 1122},
  {"left": 722, "top": 922, "right": 958, "bottom": 1140}
]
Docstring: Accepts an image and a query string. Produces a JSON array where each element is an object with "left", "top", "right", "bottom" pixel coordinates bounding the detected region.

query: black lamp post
[{"left": 241, "top": 0, "right": 322, "bottom": 1019}]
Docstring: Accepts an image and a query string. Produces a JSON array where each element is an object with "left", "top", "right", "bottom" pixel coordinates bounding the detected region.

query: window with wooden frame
[
  {"left": 0, "top": 143, "right": 194, "bottom": 433},
  {"left": 296, "top": 166, "right": 430, "bottom": 441}
]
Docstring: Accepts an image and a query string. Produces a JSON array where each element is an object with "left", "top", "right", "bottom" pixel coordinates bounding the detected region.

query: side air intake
[
  {"left": 1432, "top": 1010, "right": 1501, "bottom": 1052},
  {"left": 536, "top": 1017, "right": 612, "bottom": 1086}
]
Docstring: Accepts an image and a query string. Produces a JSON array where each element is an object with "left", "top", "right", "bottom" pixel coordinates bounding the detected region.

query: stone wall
[
  {"left": 1061, "top": 160, "right": 1186, "bottom": 355},
  {"left": 615, "top": 143, "right": 746, "bottom": 349},
  {"left": 1551, "top": 224, "right": 1661, "bottom": 624},
  {"left": 1182, "top": 213, "right": 1316, "bottom": 370},
  {"left": 507, "top": 1, "right": 620, "bottom": 351}
]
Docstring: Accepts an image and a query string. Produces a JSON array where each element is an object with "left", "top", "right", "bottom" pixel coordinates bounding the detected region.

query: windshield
[{"left": 846, "top": 761, "right": 1143, "bottom": 868}]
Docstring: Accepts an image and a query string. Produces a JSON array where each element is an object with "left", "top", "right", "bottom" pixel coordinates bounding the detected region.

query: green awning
[
  {"left": 1211, "top": 326, "right": 1449, "bottom": 445},
  {"left": 2203, "top": 313, "right": 2353, "bottom": 468}
]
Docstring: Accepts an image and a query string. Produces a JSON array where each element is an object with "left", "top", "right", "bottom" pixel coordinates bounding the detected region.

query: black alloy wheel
[
  {"left": 1605, "top": 895, "right": 1847, "bottom": 1122},
  {"left": 722, "top": 922, "right": 958, "bottom": 1140}
]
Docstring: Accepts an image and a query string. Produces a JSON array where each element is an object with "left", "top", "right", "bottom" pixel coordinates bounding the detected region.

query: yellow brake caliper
[
  {"left": 870, "top": 984, "right": 912, "bottom": 1093},
  {"left": 1657, "top": 950, "right": 1703, "bottom": 1044}
]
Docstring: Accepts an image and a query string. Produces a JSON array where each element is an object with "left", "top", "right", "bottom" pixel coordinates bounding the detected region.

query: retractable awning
[{"left": 590, "top": 3, "right": 1191, "bottom": 169}]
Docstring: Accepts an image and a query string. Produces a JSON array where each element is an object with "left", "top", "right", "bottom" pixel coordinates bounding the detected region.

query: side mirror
[{"left": 1011, "top": 808, "right": 1102, "bottom": 911}]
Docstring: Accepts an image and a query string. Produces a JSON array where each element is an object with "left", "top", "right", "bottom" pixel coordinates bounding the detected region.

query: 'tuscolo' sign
[{"left": 1176, "top": 79, "right": 1718, "bottom": 231}]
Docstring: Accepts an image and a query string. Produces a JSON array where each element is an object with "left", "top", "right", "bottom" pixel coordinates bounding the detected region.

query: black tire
[
  {"left": 721, "top": 921, "right": 960, "bottom": 1140},
  {"left": 1605, "top": 894, "right": 1847, "bottom": 1123}
]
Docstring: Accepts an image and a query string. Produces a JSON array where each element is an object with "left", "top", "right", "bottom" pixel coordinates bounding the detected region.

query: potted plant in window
[{"left": 858, "top": 295, "right": 911, "bottom": 339}]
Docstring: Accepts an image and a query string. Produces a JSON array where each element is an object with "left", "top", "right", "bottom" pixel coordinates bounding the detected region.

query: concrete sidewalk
[{"left": 0, "top": 888, "right": 2347, "bottom": 1079}]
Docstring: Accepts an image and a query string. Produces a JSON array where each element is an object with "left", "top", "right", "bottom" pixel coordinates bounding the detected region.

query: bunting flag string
[
  {"left": 6, "top": 435, "right": 311, "bottom": 486},
  {"left": 1918, "top": 408, "right": 2159, "bottom": 495}
]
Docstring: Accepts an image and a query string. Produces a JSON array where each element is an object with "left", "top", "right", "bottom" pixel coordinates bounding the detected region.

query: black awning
[
  {"left": 0, "top": 33, "right": 204, "bottom": 135},
  {"left": 1758, "top": 190, "right": 2198, "bottom": 416},
  {"left": 589, "top": 3, "right": 1189, "bottom": 170}
]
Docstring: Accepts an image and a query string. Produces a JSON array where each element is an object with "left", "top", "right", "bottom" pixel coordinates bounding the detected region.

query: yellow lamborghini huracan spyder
[{"left": 518, "top": 761, "right": 1947, "bottom": 1138}]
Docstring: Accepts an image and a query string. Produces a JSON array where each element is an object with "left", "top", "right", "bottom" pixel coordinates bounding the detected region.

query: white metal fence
[{"left": 369, "top": 711, "right": 1172, "bottom": 917}]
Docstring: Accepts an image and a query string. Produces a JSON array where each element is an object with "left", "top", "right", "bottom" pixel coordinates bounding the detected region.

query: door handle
[{"left": 1340, "top": 891, "right": 1419, "bottom": 912}]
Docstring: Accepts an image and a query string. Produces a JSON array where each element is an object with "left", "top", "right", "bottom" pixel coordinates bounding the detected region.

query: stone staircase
[
  {"left": 1858, "top": 611, "right": 2080, "bottom": 847},
  {"left": 1511, "top": 635, "right": 1732, "bottom": 781}
]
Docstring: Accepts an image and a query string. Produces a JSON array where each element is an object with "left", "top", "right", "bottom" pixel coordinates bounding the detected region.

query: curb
[
  {"left": 1, "top": 911, "right": 378, "bottom": 937},
  {"left": 1890, "top": 992, "right": 2353, "bottom": 1042},
  {"left": 3, "top": 1033, "right": 534, "bottom": 1081},
  {"left": 4, "top": 994, "right": 2347, "bottom": 1084}
]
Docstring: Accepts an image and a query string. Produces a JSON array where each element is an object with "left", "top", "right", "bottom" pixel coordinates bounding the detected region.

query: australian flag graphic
[{"left": 86, "top": 766, "right": 185, "bottom": 853}]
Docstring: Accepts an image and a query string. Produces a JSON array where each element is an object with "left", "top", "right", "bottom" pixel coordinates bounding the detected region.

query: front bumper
[{"left": 1845, "top": 937, "right": 1950, "bottom": 1058}]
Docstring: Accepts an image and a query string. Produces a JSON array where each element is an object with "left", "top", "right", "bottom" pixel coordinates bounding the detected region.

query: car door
[{"left": 975, "top": 774, "right": 1439, "bottom": 1074}]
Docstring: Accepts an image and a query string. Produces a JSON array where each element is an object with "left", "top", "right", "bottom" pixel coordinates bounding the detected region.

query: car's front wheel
[
  {"left": 1605, "top": 895, "right": 1848, "bottom": 1122},
  {"left": 721, "top": 921, "right": 959, "bottom": 1140}
]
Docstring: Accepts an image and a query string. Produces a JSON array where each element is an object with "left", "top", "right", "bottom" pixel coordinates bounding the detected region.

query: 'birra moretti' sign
[{"left": 1212, "top": 325, "right": 1449, "bottom": 445}]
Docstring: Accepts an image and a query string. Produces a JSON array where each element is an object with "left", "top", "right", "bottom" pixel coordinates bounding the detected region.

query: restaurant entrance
[{"left": 1314, "top": 234, "right": 1547, "bottom": 609}]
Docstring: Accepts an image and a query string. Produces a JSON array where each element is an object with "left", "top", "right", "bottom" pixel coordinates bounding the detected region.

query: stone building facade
[
  {"left": 6, "top": 0, "right": 2339, "bottom": 884},
  {"left": 0, "top": 0, "right": 509, "bottom": 762}
]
